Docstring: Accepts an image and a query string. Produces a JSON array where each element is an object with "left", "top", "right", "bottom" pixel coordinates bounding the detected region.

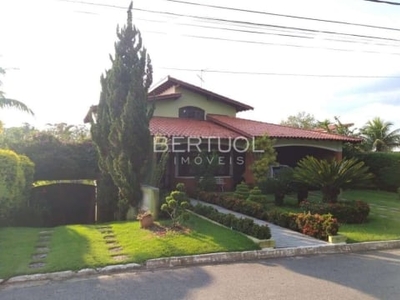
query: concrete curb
[
  {"left": 2, "top": 240, "right": 400, "bottom": 285},
  {"left": 2, "top": 263, "right": 142, "bottom": 285},
  {"left": 145, "top": 240, "right": 400, "bottom": 269}
]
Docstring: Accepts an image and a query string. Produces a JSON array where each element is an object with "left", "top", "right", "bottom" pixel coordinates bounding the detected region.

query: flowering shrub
[
  {"left": 300, "top": 200, "right": 370, "bottom": 224},
  {"left": 268, "top": 210, "right": 339, "bottom": 241},
  {"left": 196, "top": 192, "right": 340, "bottom": 241},
  {"left": 295, "top": 212, "right": 339, "bottom": 240}
]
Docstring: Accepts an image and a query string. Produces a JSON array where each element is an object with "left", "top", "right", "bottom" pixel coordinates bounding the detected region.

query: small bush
[
  {"left": 299, "top": 200, "right": 370, "bottom": 224},
  {"left": 267, "top": 210, "right": 297, "bottom": 229},
  {"left": 267, "top": 210, "right": 339, "bottom": 241},
  {"left": 191, "top": 204, "right": 271, "bottom": 240},
  {"left": 295, "top": 212, "right": 339, "bottom": 240},
  {"left": 197, "top": 192, "right": 265, "bottom": 220},
  {"left": 161, "top": 183, "right": 189, "bottom": 226},
  {"left": 247, "top": 186, "right": 268, "bottom": 204},
  {"left": 234, "top": 182, "right": 250, "bottom": 200}
]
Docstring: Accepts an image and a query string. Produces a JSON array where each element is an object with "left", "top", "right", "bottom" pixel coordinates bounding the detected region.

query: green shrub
[
  {"left": 0, "top": 149, "right": 35, "bottom": 225},
  {"left": 234, "top": 182, "right": 250, "bottom": 199},
  {"left": 247, "top": 186, "right": 267, "bottom": 204},
  {"left": 354, "top": 152, "right": 400, "bottom": 191},
  {"left": 258, "top": 178, "right": 278, "bottom": 194},
  {"left": 267, "top": 210, "right": 298, "bottom": 229},
  {"left": 191, "top": 204, "right": 271, "bottom": 240},
  {"left": 299, "top": 200, "right": 370, "bottom": 224},
  {"left": 398, "top": 187, "right": 400, "bottom": 200},
  {"left": 197, "top": 192, "right": 266, "bottom": 220},
  {"left": 196, "top": 191, "right": 339, "bottom": 241},
  {"left": 267, "top": 210, "right": 339, "bottom": 241},
  {"left": 295, "top": 212, "right": 339, "bottom": 240},
  {"left": 161, "top": 183, "right": 189, "bottom": 226}
]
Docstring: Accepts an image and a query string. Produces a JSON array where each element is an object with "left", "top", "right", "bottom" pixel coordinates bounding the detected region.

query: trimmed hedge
[
  {"left": 0, "top": 149, "right": 35, "bottom": 225},
  {"left": 354, "top": 152, "right": 400, "bottom": 192},
  {"left": 299, "top": 200, "right": 370, "bottom": 224},
  {"left": 190, "top": 204, "right": 271, "bottom": 240},
  {"left": 197, "top": 191, "right": 268, "bottom": 220},
  {"left": 197, "top": 191, "right": 341, "bottom": 241}
]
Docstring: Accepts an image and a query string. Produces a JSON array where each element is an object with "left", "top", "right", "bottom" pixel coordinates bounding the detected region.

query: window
[{"left": 179, "top": 106, "right": 205, "bottom": 120}]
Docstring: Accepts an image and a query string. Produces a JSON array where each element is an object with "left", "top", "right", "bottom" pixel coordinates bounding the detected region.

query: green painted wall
[{"left": 151, "top": 87, "right": 237, "bottom": 118}]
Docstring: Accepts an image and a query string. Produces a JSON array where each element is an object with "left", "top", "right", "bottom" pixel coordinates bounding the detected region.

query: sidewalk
[{"left": 190, "top": 199, "right": 328, "bottom": 248}]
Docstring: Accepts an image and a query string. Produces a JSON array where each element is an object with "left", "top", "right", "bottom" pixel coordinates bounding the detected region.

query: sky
[{"left": 1, "top": 0, "right": 400, "bottom": 132}]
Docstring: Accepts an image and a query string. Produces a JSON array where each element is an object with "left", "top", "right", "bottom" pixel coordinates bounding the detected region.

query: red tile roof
[
  {"left": 150, "top": 116, "right": 241, "bottom": 138},
  {"left": 207, "top": 114, "right": 362, "bottom": 142},
  {"left": 149, "top": 76, "right": 253, "bottom": 112}
]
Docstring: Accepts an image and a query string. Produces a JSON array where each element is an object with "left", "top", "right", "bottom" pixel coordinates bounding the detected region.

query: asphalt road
[{"left": 1, "top": 249, "right": 399, "bottom": 300}]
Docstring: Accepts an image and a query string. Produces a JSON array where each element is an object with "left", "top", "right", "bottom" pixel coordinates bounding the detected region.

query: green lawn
[
  {"left": 0, "top": 227, "right": 42, "bottom": 278},
  {"left": 0, "top": 214, "right": 258, "bottom": 279},
  {"left": 337, "top": 190, "right": 400, "bottom": 243},
  {"left": 273, "top": 189, "right": 400, "bottom": 243}
]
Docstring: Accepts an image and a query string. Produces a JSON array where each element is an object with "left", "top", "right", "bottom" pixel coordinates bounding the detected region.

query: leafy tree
[
  {"left": 0, "top": 67, "right": 34, "bottom": 115},
  {"left": 280, "top": 111, "right": 317, "bottom": 129},
  {"left": 250, "top": 135, "right": 277, "bottom": 185},
  {"left": 317, "top": 116, "right": 365, "bottom": 156},
  {"left": 45, "top": 123, "right": 90, "bottom": 143},
  {"left": 360, "top": 117, "right": 400, "bottom": 152},
  {"left": 293, "top": 156, "right": 374, "bottom": 203},
  {"left": 0, "top": 123, "right": 38, "bottom": 152},
  {"left": 90, "top": 3, "right": 153, "bottom": 213}
]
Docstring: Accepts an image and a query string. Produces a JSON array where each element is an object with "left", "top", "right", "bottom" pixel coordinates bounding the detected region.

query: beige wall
[
  {"left": 152, "top": 87, "right": 237, "bottom": 118},
  {"left": 274, "top": 138, "right": 343, "bottom": 152}
]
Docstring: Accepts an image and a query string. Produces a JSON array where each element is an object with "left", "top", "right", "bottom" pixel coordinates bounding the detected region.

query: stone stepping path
[
  {"left": 29, "top": 230, "right": 53, "bottom": 269},
  {"left": 96, "top": 226, "right": 128, "bottom": 262}
]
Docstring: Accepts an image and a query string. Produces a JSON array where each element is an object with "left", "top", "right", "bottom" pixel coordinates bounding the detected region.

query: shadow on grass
[{"left": 45, "top": 225, "right": 111, "bottom": 273}]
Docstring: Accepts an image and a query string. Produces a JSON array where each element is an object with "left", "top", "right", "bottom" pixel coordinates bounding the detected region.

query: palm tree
[
  {"left": 293, "top": 156, "right": 374, "bottom": 203},
  {"left": 0, "top": 67, "right": 34, "bottom": 115},
  {"left": 360, "top": 117, "right": 400, "bottom": 152}
]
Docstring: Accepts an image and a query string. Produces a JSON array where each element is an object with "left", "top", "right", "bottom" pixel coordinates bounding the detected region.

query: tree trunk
[{"left": 321, "top": 186, "right": 340, "bottom": 203}]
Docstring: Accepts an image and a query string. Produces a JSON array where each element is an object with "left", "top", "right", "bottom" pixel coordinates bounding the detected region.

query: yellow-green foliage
[
  {"left": 0, "top": 149, "right": 35, "bottom": 222},
  {"left": 249, "top": 135, "right": 276, "bottom": 184}
]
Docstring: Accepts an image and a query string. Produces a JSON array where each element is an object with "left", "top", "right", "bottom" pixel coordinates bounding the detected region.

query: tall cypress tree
[{"left": 91, "top": 2, "right": 153, "bottom": 214}]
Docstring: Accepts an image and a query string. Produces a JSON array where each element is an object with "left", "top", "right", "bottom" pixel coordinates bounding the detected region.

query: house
[{"left": 84, "top": 76, "right": 361, "bottom": 193}]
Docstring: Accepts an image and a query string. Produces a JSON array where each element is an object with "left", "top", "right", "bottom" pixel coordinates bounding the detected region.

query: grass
[
  {"left": 268, "top": 189, "right": 400, "bottom": 243},
  {"left": 0, "top": 214, "right": 258, "bottom": 279},
  {"left": 0, "top": 227, "right": 42, "bottom": 278},
  {"left": 337, "top": 190, "right": 400, "bottom": 243}
]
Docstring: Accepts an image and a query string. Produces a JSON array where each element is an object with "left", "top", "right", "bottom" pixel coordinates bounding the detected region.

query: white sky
[{"left": 1, "top": 0, "right": 400, "bottom": 131}]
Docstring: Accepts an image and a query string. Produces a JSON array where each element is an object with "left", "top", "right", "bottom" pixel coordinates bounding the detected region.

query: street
[{"left": 1, "top": 249, "right": 399, "bottom": 300}]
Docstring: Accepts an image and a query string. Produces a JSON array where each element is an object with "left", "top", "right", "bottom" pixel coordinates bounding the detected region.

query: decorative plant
[
  {"left": 267, "top": 168, "right": 294, "bottom": 206},
  {"left": 234, "top": 182, "right": 250, "bottom": 200},
  {"left": 293, "top": 156, "right": 374, "bottom": 203},
  {"left": 249, "top": 135, "right": 277, "bottom": 186},
  {"left": 247, "top": 186, "right": 267, "bottom": 204},
  {"left": 161, "top": 183, "right": 189, "bottom": 227}
]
